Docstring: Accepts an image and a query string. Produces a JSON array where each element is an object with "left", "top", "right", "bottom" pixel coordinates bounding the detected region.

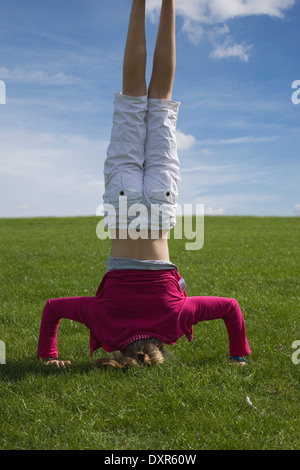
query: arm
[
  {"left": 37, "top": 296, "right": 95, "bottom": 363},
  {"left": 182, "top": 296, "right": 251, "bottom": 358},
  {"left": 37, "top": 300, "right": 63, "bottom": 360}
]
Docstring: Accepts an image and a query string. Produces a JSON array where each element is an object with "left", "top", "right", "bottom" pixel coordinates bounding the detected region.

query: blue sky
[{"left": 0, "top": 0, "right": 299, "bottom": 218}]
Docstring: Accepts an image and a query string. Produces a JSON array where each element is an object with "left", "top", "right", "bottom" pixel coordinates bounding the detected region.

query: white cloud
[
  {"left": 180, "top": 191, "right": 282, "bottom": 216},
  {"left": 180, "top": 162, "right": 258, "bottom": 188},
  {"left": 146, "top": 0, "right": 295, "bottom": 58},
  {"left": 181, "top": 19, "right": 204, "bottom": 45},
  {"left": 147, "top": 0, "right": 296, "bottom": 24},
  {"left": 176, "top": 129, "right": 196, "bottom": 151},
  {"left": 207, "top": 23, "right": 253, "bottom": 61},
  {"left": 207, "top": 0, "right": 295, "bottom": 22},
  {"left": 210, "top": 42, "right": 252, "bottom": 61},
  {"left": 15, "top": 204, "right": 30, "bottom": 211},
  {"left": 294, "top": 204, "right": 300, "bottom": 215},
  {"left": 200, "top": 148, "right": 215, "bottom": 156},
  {"left": 0, "top": 67, "right": 88, "bottom": 87},
  {"left": 197, "top": 135, "right": 278, "bottom": 146},
  {"left": 0, "top": 129, "right": 107, "bottom": 217},
  {"left": 205, "top": 206, "right": 227, "bottom": 215},
  {"left": 0, "top": 130, "right": 108, "bottom": 175}
]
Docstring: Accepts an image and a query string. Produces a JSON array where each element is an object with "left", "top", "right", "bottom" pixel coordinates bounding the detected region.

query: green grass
[{"left": 1, "top": 216, "right": 300, "bottom": 450}]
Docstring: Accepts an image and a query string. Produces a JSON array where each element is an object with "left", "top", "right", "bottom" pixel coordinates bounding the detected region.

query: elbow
[{"left": 42, "top": 299, "right": 58, "bottom": 317}]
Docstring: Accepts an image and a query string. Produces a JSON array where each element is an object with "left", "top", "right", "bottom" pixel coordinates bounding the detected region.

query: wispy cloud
[
  {"left": 181, "top": 18, "right": 204, "bottom": 45},
  {"left": 205, "top": 206, "right": 227, "bottom": 215},
  {"left": 294, "top": 204, "right": 300, "bottom": 215},
  {"left": 147, "top": 0, "right": 296, "bottom": 24},
  {"left": 180, "top": 160, "right": 265, "bottom": 190},
  {"left": 203, "top": 0, "right": 295, "bottom": 23},
  {"left": 190, "top": 191, "right": 282, "bottom": 216},
  {"left": 146, "top": 0, "right": 295, "bottom": 59},
  {"left": 0, "top": 129, "right": 107, "bottom": 217},
  {"left": 197, "top": 135, "right": 279, "bottom": 146},
  {"left": 15, "top": 204, "right": 31, "bottom": 211},
  {"left": 210, "top": 41, "right": 252, "bottom": 61},
  {"left": 0, "top": 129, "right": 108, "bottom": 176},
  {"left": 176, "top": 129, "right": 196, "bottom": 151},
  {"left": 0, "top": 1, "right": 298, "bottom": 218},
  {"left": 0, "top": 67, "right": 89, "bottom": 87}
]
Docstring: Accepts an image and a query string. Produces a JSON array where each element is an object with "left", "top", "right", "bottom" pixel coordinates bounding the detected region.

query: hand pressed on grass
[{"left": 44, "top": 359, "right": 71, "bottom": 368}]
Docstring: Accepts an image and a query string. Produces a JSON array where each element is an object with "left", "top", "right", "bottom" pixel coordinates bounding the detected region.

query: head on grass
[{"left": 95, "top": 337, "right": 165, "bottom": 369}]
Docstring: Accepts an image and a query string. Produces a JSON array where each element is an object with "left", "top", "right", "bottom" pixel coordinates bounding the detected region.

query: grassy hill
[{"left": 0, "top": 216, "right": 299, "bottom": 450}]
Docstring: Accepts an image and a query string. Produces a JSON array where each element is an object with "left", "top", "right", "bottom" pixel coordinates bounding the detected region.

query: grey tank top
[{"left": 106, "top": 256, "right": 178, "bottom": 272}]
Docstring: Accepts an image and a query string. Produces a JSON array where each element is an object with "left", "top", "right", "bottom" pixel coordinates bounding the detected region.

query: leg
[
  {"left": 123, "top": 0, "right": 147, "bottom": 97},
  {"left": 148, "top": 0, "right": 176, "bottom": 100},
  {"left": 103, "top": 1, "right": 148, "bottom": 233},
  {"left": 143, "top": 0, "right": 180, "bottom": 233},
  {"left": 143, "top": 97, "right": 180, "bottom": 233}
]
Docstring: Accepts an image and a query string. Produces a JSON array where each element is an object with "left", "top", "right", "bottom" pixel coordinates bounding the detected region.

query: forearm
[
  {"left": 184, "top": 296, "right": 251, "bottom": 357},
  {"left": 37, "top": 300, "right": 62, "bottom": 359},
  {"left": 37, "top": 296, "right": 94, "bottom": 360}
]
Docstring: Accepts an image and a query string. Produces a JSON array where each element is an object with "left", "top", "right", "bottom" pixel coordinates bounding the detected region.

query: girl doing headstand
[{"left": 37, "top": 0, "right": 251, "bottom": 368}]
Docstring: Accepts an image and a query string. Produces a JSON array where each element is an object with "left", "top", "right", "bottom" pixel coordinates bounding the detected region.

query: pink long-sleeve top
[{"left": 37, "top": 269, "right": 251, "bottom": 359}]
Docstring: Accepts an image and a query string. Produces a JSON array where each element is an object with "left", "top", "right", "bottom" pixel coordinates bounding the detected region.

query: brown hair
[{"left": 95, "top": 337, "right": 165, "bottom": 369}]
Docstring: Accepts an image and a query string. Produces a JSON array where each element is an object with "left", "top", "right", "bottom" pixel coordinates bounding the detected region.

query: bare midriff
[{"left": 109, "top": 230, "right": 170, "bottom": 261}]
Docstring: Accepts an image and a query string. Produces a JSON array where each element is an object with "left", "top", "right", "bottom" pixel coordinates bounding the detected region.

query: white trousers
[{"left": 103, "top": 92, "right": 180, "bottom": 231}]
